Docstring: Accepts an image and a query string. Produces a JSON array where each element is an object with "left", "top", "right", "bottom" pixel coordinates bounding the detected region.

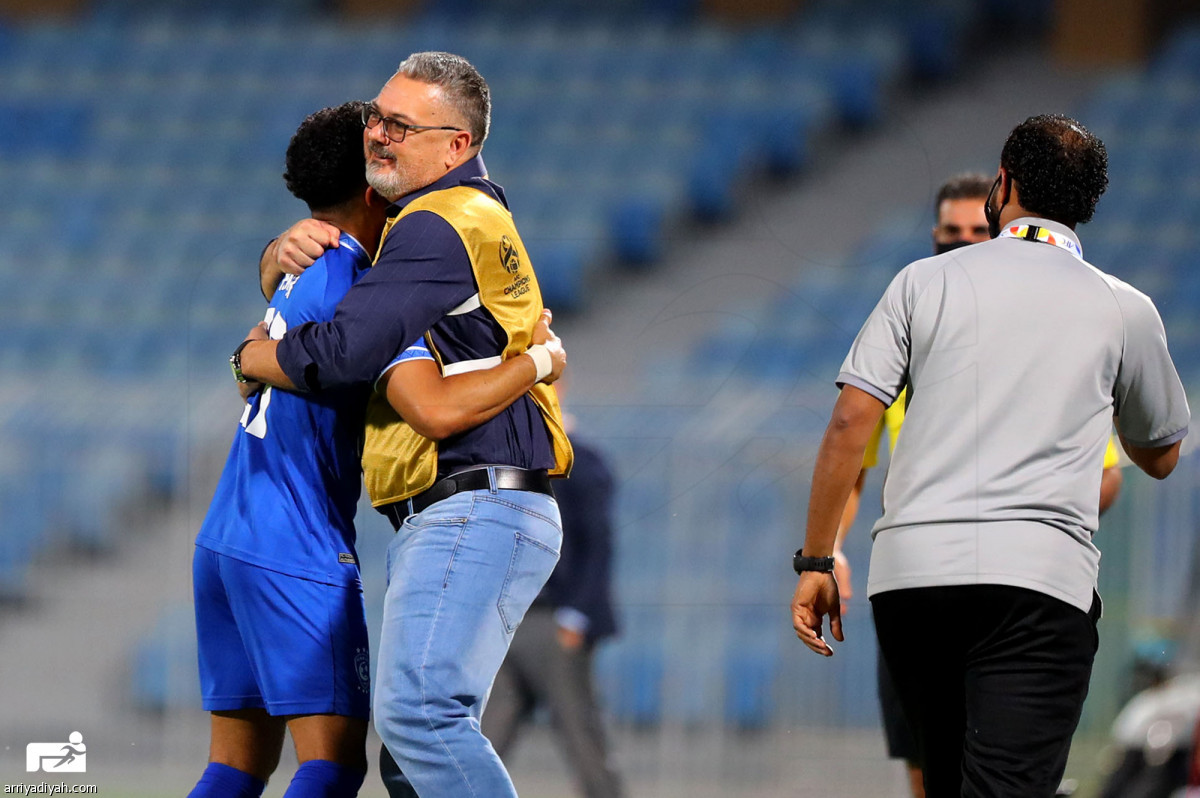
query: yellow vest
[{"left": 361, "top": 185, "right": 574, "bottom": 506}]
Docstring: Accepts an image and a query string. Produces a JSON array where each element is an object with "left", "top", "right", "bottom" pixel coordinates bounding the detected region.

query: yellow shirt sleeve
[
  {"left": 863, "top": 387, "right": 908, "bottom": 469},
  {"left": 862, "top": 417, "right": 885, "bottom": 469},
  {"left": 884, "top": 387, "right": 907, "bottom": 453},
  {"left": 1103, "top": 435, "right": 1120, "bottom": 469}
]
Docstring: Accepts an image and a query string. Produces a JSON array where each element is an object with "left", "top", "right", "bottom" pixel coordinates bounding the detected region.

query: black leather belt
[{"left": 380, "top": 466, "right": 554, "bottom": 531}]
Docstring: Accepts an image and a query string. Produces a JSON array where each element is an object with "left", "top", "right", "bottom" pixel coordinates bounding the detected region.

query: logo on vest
[{"left": 500, "top": 235, "right": 521, "bottom": 274}]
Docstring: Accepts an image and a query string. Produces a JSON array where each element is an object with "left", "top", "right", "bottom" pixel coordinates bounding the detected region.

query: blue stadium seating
[
  {"left": 0, "top": 0, "right": 1041, "bottom": 723},
  {"left": 129, "top": 602, "right": 201, "bottom": 712},
  {"left": 585, "top": 22, "right": 1200, "bottom": 730}
]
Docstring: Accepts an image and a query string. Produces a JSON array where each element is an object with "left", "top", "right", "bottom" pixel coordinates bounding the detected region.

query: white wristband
[{"left": 525, "top": 344, "right": 553, "bottom": 382}]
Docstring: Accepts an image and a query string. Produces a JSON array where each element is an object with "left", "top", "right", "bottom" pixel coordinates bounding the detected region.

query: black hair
[
  {"left": 283, "top": 101, "right": 367, "bottom": 212},
  {"left": 935, "top": 172, "right": 994, "bottom": 212},
  {"left": 999, "top": 114, "right": 1108, "bottom": 226}
]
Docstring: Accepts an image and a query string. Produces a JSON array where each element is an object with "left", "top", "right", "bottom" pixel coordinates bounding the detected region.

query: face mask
[
  {"left": 934, "top": 240, "right": 972, "bottom": 255},
  {"left": 984, "top": 174, "right": 1004, "bottom": 239}
]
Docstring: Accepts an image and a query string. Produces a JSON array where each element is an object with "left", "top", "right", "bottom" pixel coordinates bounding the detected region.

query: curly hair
[
  {"left": 283, "top": 101, "right": 367, "bottom": 212},
  {"left": 999, "top": 114, "right": 1108, "bottom": 226}
]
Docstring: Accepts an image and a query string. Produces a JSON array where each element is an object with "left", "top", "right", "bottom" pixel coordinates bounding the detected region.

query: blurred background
[{"left": 2, "top": 0, "right": 1200, "bottom": 795}]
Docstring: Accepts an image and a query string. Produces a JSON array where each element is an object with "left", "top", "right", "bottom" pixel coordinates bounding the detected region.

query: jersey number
[{"left": 238, "top": 307, "right": 288, "bottom": 439}]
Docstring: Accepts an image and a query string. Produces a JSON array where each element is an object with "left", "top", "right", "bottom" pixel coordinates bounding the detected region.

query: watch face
[{"left": 230, "top": 354, "right": 246, "bottom": 383}]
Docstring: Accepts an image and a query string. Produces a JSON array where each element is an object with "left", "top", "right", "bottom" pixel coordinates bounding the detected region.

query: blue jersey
[{"left": 197, "top": 234, "right": 431, "bottom": 585}]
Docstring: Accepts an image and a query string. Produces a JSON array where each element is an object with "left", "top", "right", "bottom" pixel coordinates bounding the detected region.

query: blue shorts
[{"left": 193, "top": 546, "right": 370, "bottom": 718}]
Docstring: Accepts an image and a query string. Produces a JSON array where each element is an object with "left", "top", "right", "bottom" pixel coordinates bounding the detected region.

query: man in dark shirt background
[{"left": 484, "top": 419, "right": 624, "bottom": 798}]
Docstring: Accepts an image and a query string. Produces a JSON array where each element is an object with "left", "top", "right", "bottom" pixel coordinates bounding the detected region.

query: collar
[
  {"left": 997, "top": 216, "right": 1083, "bottom": 261},
  {"left": 340, "top": 232, "right": 367, "bottom": 258},
  {"left": 389, "top": 154, "right": 505, "bottom": 214}
]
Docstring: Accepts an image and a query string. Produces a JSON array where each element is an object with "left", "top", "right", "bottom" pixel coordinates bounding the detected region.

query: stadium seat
[
  {"left": 0, "top": 1, "right": 1001, "bottom": 730},
  {"left": 129, "top": 603, "right": 201, "bottom": 712},
  {"left": 723, "top": 627, "right": 780, "bottom": 731},
  {"left": 0, "top": 470, "right": 44, "bottom": 600},
  {"left": 597, "top": 630, "right": 666, "bottom": 727}
]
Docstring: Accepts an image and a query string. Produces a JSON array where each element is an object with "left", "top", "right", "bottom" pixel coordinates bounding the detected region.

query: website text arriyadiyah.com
[{"left": 4, "top": 784, "right": 98, "bottom": 795}]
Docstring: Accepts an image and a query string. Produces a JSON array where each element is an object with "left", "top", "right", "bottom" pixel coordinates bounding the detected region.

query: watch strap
[
  {"left": 230, "top": 339, "right": 254, "bottom": 384},
  {"left": 793, "top": 548, "right": 835, "bottom": 574}
]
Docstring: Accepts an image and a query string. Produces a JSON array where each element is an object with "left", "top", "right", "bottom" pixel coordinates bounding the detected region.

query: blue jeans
[{"left": 374, "top": 482, "right": 562, "bottom": 797}]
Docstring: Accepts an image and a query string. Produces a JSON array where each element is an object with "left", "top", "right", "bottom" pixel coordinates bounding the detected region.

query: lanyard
[{"left": 998, "top": 223, "right": 1083, "bottom": 261}]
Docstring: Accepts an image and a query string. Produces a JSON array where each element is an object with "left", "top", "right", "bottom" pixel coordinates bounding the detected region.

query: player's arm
[
  {"left": 830, "top": 408, "right": 889, "bottom": 600},
  {"left": 1098, "top": 467, "right": 1123, "bottom": 514},
  {"left": 1110, "top": 289, "right": 1189, "bottom": 481},
  {"left": 238, "top": 334, "right": 294, "bottom": 389},
  {"left": 801, "top": 387, "right": 887, "bottom": 562},
  {"left": 380, "top": 310, "right": 565, "bottom": 442},
  {"left": 1117, "top": 424, "right": 1182, "bottom": 479},
  {"left": 259, "top": 219, "right": 342, "bottom": 300},
  {"left": 1097, "top": 435, "right": 1123, "bottom": 515},
  {"left": 244, "top": 212, "right": 474, "bottom": 393},
  {"left": 791, "top": 385, "right": 886, "bottom": 656},
  {"left": 831, "top": 469, "right": 866, "bottom": 601}
]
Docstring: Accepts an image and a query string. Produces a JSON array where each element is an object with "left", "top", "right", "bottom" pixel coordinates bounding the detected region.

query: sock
[
  {"left": 188, "top": 762, "right": 266, "bottom": 798},
  {"left": 283, "top": 759, "right": 366, "bottom": 797}
]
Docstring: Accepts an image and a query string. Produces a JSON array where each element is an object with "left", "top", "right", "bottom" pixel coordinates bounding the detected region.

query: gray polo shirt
[{"left": 838, "top": 216, "right": 1190, "bottom": 612}]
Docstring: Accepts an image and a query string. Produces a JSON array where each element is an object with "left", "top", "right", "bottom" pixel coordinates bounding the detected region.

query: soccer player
[
  {"left": 239, "top": 53, "right": 573, "bottom": 797},
  {"left": 192, "top": 102, "right": 565, "bottom": 798}
]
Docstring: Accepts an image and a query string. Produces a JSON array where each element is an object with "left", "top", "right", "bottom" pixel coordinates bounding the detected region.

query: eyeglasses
[{"left": 362, "top": 104, "right": 464, "bottom": 143}]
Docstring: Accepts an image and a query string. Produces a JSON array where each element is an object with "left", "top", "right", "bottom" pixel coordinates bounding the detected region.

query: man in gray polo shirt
[{"left": 790, "top": 114, "right": 1190, "bottom": 797}]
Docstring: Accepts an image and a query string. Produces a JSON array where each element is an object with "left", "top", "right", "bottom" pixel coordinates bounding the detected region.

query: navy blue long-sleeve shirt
[
  {"left": 274, "top": 156, "right": 554, "bottom": 476},
  {"left": 538, "top": 437, "right": 619, "bottom": 642}
]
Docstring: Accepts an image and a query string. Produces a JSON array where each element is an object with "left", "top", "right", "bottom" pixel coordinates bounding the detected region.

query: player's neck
[
  {"left": 314, "top": 205, "right": 386, "bottom": 253},
  {"left": 997, "top": 202, "right": 1031, "bottom": 229},
  {"left": 998, "top": 203, "right": 1075, "bottom": 231}
]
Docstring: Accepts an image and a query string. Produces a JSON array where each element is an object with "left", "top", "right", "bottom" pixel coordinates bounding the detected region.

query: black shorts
[{"left": 873, "top": 585, "right": 1099, "bottom": 798}]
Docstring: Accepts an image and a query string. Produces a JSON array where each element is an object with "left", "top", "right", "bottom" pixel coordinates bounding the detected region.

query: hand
[
  {"left": 531, "top": 308, "right": 554, "bottom": 345},
  {"left": 556, "top": 624, "right": 586, "bottom": 652},
  {"left": 833, "top": 549, "right": 853, "bottom": 604},
  {"left": 239, "top": 379, "right": 263, "bottom": 402},
  {"left": 791, "top": 571, "right": 843, "bottom": 657},
  {"left": 532, "top": 309, "right": 566, "bottom": 384},
  {"left": 274, "top": 218, "right": 341, "bottom": 274},
  {"left": 245, "top": 321, "right": 269, "bottom": 342}
]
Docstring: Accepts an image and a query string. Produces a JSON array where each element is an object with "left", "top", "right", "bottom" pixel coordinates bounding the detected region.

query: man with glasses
[
  {"left": 194, "top": 101, "right": 566, "bottom": 798},
  {"left": 238, "top": 52, "right": 573, "bottom": 798}
]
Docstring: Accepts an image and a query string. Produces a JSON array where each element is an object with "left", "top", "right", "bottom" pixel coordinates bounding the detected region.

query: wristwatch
[
  {"left": 793, "top": 548, "right": 835, "bottom": 574},
  {"left": 229, "top": 339, "right": 255, "bottom": 384}
]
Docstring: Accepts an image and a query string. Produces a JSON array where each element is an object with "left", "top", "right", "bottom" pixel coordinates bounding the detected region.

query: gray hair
[{"left": 397, "top": 51, "right": 490, "bottom": 148}]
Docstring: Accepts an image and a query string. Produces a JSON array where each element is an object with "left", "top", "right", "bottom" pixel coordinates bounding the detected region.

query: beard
[
  {"left": 366, "top": 159, "right": 410, "bottom": 202},
  {"left": 365, "top": 144, "right": 426, "bottom": 202}
]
